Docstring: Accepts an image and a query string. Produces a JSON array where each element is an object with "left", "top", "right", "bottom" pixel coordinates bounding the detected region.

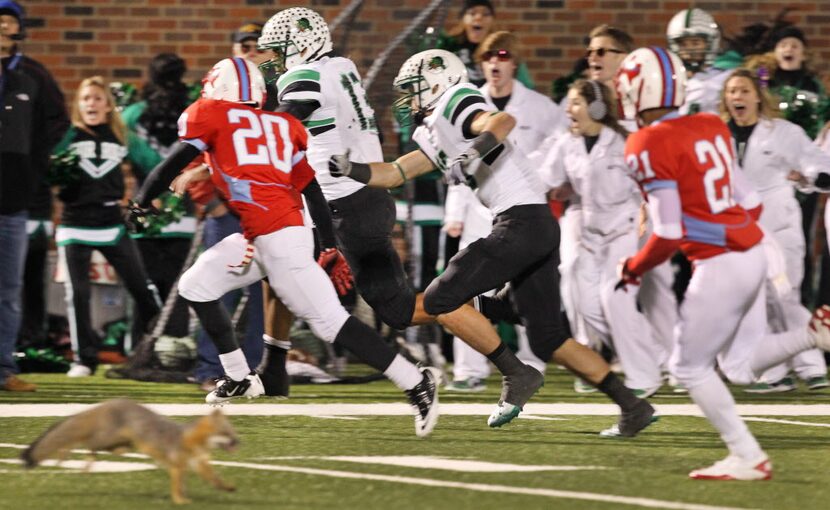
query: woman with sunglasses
[
  {"left": 539, "top": 80, "right": 665, "bottom": 401},
  {"left": 443, "top": 31, "right": 568, "bottom": 391},
  {"left": 719, "top": 69, "right": 830, "bottom": 392}
]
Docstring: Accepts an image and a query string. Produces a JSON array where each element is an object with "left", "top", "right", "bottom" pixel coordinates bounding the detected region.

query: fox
[{"left": 21, "top": 398, "right": 238, "bottom": 505}]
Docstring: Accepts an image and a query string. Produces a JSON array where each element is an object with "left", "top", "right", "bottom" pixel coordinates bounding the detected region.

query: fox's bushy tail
[{"left": 21, "top": 417, "right": 78, "bottom": 468}]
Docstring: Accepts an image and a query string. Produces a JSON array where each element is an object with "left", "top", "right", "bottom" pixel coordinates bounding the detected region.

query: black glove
[{"left": 124, "top": 200, "right": 158, "bottom": 234}]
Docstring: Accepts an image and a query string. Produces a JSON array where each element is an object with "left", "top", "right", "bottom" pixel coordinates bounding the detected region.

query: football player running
[
  {"left": 615, "top": 47, "right": 830, "bottom": 480},
  {"left": 132, "top": 58, "right": 441, "bottom": 438},
  {"left": 329, "top": 48, "right": 657, "bottom": 435},
  {"left": 256, "top": 7, "right": 532, "bottom": 421}
]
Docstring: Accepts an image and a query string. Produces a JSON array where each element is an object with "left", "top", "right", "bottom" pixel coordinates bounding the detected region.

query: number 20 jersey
[
  {"left": 178, "top": 99, "right": 314, "bottom": 240},
  {"left": 624, "top": 113, "right": 762, "bottom": 261}
]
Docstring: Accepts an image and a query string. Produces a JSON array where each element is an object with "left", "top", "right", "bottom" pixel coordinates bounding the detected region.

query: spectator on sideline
[
  {"left": 0, "top": 53, "right": 43, "bottom": 392},
  {"left": 1, "top": 0, "right": 69, "bottom": 349}
]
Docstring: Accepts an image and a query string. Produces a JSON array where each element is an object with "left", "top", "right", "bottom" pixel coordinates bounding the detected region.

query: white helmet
[
  {"left": 392, "top": 49, "right": 468, "bottom": 126},
  {"left": 201, "top": 57, "right": 266, "bottom": 106},
  {"left": 258, "top": 7, "right": 332, "bottom": 71},
  {"left": 666, "top": 8, "right": 720, "bottom": 73},
  {"left": 615, "top": 47, "right": 687, "bottom": 121}
]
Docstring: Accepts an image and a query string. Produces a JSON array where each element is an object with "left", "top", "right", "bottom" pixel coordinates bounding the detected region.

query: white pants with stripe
[{"left": 179, "top": 227, "right": 348, "bottom": 343}]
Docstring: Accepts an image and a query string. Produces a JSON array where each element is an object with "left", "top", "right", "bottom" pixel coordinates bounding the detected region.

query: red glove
[
  {"left": 614, "top": 257, "right": 641, "bottom": 292},
  {"left": 317, "top": 248, "right": 354, "bottom": 296}
]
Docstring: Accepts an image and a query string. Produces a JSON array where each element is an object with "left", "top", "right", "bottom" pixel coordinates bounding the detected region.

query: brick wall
[{"left": 19, "top": 0, "right": 830, "bottom": 156}]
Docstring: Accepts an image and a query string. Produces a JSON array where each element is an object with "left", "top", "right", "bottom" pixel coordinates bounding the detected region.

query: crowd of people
[{"left": 3, "top": 0, "right": 830, "bottom": 480}]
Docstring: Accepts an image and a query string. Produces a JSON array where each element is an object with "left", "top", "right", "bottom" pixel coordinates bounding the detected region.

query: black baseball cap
[{"left": 232, "top": 22, "right": 263, "bottom": 44}]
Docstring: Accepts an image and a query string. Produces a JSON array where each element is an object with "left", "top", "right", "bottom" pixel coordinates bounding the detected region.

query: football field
[{"left": 1, "top": 368, "right": 829, "bottom": 510}]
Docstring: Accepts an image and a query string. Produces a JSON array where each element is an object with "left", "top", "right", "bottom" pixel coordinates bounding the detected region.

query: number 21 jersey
[{"left": 625, "top": 113, "right": 762, "bottom": 260}]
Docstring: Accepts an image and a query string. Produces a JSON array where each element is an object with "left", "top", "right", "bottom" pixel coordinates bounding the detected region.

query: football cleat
[
  {"left": 488, "top": 365, "right": 544, "bottom": 428},
  {"left": 806, "top": 375, "right": 830, "bottom": 391},
  {"left": 206, "top": 371, "right": 265, "bottom": 405},
  {"left": 808, "top": 305, "right": 830, "bottom": 351},
  {"left": 689, "top": 454, "right": 772, "bottom": 481},
  {"left": 445, "top": 377, "right": 486, "bottom": 393},
  {"left": 405, "top": 366, "right": 441, "bottom": 438},
  {"left": 744, "top": 376, "right": 797, "bottom": 394},
  {"left": 573, "top": 378, "right": 598, "bottom": 394},
  {"left": 600, "top": 399, "right": 658, "bottom": 438}
]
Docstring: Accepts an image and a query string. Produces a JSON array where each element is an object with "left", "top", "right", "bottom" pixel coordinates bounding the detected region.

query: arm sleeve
[
  {"left": 784, "top": 122, "right": 830, "bottom": 182},
  {"left": 134, "top": 142, "right": 203, "bottom": 207},
  {"left": 626, "top": 186, "right": 683, "bottom": 276},
  {"left": 275, "top": 100, "right": 321, "bottom": 122},
  {"left": 301, "top": 178, "right": 337, "bottom": 249}
]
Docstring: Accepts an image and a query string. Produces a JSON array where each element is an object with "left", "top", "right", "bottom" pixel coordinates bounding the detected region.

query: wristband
[{"left": 392, "top": 161, "right": 407, "bottom": 184}]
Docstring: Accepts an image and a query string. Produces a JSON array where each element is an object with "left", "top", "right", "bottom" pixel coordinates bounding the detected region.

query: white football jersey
[
  {"left": 680, "top": 67, "right": 731, "bottom": 115},
  {"left": 277, "top": 56, "right": 383, "bottom": 201},
  {"left": 412, "top": 83, "right": 546, "bottom": 215}
]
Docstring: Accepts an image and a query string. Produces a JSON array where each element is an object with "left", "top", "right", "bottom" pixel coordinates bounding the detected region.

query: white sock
[
  {"left": 263, "top": 334, "right": 291, "bottom": 350},
  {"left": 687, "top": 372, "right": 764, "bottom": 460},
  {"left": 383, "top": 354, "right": 423, "bottom": 391},
  {"left": 750, "top": 329, "right": 813, "bottom": 377},
  {"left": 219, "top": 349, "right": 250, "bottom": 381}
]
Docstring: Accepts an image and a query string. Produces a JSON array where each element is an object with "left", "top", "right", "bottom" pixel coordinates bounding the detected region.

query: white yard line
[
  {"left": 743, "top": 417, "right": 830, "bottom": 428},
  {"left": 2, "top": 403, "right": 830, "bottom": 417},
  {"left": 210, "top": 460, "right": 757, "bottom": 510}
]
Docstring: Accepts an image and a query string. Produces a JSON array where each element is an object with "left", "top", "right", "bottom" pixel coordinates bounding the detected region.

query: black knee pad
[
  {"left": 422, "top": 279, "right": 463, "bottom": 317},
  {"left": 372, "top": 287, "right": 416, "bottom": 331},
  {"left": 525, "top": 323, "right": 569, "bottom": 363}
]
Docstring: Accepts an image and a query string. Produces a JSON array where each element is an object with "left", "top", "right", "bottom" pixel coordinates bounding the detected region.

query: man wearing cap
[
  {"left": 232, "top": 22, "right": 269, "bottom": 67},
  {"left": 1, "top": 1, "right": 67, "bottom": 391}
]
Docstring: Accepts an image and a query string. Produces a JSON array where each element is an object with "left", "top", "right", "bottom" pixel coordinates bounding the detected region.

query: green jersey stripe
[
  {"left": 277, "top": 69, "right": 321, "bottom": 90},
  {"left": 303, "top": 117, "right": 335, "bottom": 128},
  {"left": 442, "top": 88, "right": 483, "bottom": 120}
]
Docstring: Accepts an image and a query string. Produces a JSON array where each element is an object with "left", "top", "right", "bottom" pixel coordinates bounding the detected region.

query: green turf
[{"left": 1, "top": 368, "right": 829, "bottom": 510}]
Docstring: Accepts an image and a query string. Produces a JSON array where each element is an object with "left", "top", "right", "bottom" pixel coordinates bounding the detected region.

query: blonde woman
[
  {"left": 53, "top": 76, "right": 161, "bottom": 377},
  {"left": 719, "top": 68, "right": 830, "bottom": 391}
]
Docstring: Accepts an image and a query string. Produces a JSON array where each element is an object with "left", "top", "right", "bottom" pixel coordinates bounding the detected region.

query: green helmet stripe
[{"left": 685, "top": 8, "right": 693, "bottom": 28}]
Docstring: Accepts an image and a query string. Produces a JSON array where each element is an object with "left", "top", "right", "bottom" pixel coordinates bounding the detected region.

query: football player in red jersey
[
  {"left": 132, "top": 58, "right": 440, "bottom": 438},
  {"left": 615, "top": 47, "right": 830, "bottom": 480}
]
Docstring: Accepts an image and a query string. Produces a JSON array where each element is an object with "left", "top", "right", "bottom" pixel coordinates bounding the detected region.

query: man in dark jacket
[
  {"left": 1, "top": 0, "right": 69, "bottom": 351},
  {"left": 0, "top": 58, "right": 43, "bottom": 391}
]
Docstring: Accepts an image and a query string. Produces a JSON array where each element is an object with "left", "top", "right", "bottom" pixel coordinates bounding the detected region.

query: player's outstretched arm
[
  {"left": 134, "top": 141, "right": 203, "bottom": 207},
  {"left": 329, "top": 149, "right": 436, "bottom": 189}
]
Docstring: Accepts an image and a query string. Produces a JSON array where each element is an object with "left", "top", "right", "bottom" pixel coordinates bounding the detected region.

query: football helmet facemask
[
  {"left": 258, "top": 7, "right": 332, "bottom": 79},
  {"left": 666, "top": 8, "right": 721, "bottom": 73},
  {"left": 392, "top": 49, "right": 468, "bottom": 127}
]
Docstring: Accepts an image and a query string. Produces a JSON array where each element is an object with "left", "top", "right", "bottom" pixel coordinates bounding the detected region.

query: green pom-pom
[{"left": 47, "top": 148, "right": 81, "bottom": 187}]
